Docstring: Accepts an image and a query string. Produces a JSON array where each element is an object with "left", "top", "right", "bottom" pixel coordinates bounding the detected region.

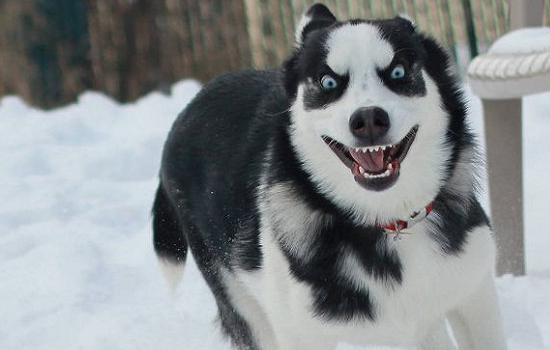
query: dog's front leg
[
  {"left": 418, "top": 319, "right": 457, "bottom": 350},
  {"left": 447, "top": 274, "right": 508, "bottom": 350}
]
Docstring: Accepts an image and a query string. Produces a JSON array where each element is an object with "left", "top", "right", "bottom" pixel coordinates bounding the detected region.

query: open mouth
[{"left": 322, "top": 126, "right": 419, "bottom": 191}]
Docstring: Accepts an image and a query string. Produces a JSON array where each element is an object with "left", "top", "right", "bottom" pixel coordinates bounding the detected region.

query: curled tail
[{"left": 152, "top": 183, "right": 187, "bottom": 290}]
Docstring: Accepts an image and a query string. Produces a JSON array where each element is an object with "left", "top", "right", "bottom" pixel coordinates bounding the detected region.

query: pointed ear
[
  {"left": 295, "top": 3, "right": 337, "bottom": 46},
  {"left": 394, "top": 14, "right": 416, "bottom": 34}
]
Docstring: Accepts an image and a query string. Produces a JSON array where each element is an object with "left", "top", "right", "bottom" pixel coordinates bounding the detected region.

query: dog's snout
[{"left": 349, "top": 107, "right": 390, "bottom": 142}]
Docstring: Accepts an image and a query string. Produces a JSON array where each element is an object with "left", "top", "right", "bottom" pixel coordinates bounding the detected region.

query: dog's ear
[
  {"left": 393, "top": 14, "right": 416, "bottom": 34},
  {"left": 285, "top": 4, "right": 336, "bottom": 99},
  {"left": 295, "top": 3, "right": 336, "bottom": 46}
]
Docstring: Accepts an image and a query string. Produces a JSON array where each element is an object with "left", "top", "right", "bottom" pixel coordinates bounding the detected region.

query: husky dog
[{"left": 152, "top": 4, "right": 508, "bottom": 350}]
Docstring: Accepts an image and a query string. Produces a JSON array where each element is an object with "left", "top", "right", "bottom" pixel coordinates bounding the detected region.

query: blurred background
[
  {"left": 2, "top": 2, "right": 550, "bottom": 349},
  {"left": 2, "top": 0, "right": 549, "bottom": 109}
]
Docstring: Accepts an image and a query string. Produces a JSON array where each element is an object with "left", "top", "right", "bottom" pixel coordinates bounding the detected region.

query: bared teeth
[
  {"left": 322, "top": 125, "right": 417, "bottom": 185},
  {"left": 362, "top": 168, "right": 391, "bottom": 179},
  {"left": 355, "top": 144, "right": 393, "bottom": 154}
]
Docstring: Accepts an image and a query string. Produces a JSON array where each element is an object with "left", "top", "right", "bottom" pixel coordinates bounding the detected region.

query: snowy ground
[{"left": 0, "top": 81, "right": 549, "bottom": 350}]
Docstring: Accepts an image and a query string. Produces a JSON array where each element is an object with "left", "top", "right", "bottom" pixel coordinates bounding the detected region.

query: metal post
[
  {"left": 483, "top": 99, "right": 525, "bottom": 276},
  {"left": 480, "top": 0, "right": 543, "bottom": 276},
  {"left": 510, "top": 0, "right": 545, "bottom": 30}
]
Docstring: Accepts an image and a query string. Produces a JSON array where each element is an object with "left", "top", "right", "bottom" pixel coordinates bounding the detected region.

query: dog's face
[{"left": 285, "top": 5, "right": 465, "bottom": 223}]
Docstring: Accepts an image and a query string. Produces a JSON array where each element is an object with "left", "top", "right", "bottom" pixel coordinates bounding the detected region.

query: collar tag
[{"left": 380, "top": 203, "right": 434, "bottom": 236}]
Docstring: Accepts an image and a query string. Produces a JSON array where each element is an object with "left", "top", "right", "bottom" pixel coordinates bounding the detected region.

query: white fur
[
  {"left": 294, "top": 13, "right": 312, "bottom": 47},
  {"left": 290, "top": 23, "right": 451, "bottom": 226},
  {"left": 447, "top": 273, "right": 508, "bottom": 349},
  {"left": 158, "top": 258, "right": 185, "bottom": 294},
  {"left": 163, "top": 19, "right": 508, "bottom": 350},
  {"left": 227, "top": 182, "right": 503, "bottom": 349},
  {"left": 218, "top": 22, "right": 507, "bottom": 350},
  {"left": 325, "top": 24, "right": 394, "bottom": 76},
  {"left": 397, "top": 13, "right": 416, "bottom": 26},
  {"left": 222, "top": 269, "right": 279, "bottom": 350}
]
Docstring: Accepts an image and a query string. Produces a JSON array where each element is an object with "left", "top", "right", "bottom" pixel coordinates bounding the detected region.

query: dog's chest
[
  {"left": 375, "top": 226, "right": 493, "bottom": 332},
  {"left": 235, "top": 222, "right": 494, "bottom": 346}
]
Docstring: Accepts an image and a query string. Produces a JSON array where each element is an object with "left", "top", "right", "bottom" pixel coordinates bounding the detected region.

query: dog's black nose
[{"left": 349, "top": 107, "right": 390, "bottom": 142}]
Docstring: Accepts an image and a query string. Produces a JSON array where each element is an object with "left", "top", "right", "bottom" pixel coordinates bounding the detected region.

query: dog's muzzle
[{"left": 322, "top": 125, "right": 418, "bottom": 191}]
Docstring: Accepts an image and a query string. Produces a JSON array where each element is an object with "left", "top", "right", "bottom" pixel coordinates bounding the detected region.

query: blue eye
[
  {"left": 320, "top": 75, "right": 338, "bottom": 90},
  {"left": 390, "top": 64, "right": 406, "bottom": 79}
]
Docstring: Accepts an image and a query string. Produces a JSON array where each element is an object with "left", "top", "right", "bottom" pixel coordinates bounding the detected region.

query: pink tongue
[{"left": 350, "top": 149, "right": 386, "bottom": 173}]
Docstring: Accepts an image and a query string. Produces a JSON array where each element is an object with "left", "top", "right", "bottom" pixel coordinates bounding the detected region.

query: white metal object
[
  {"left": 467, "top": 0, "right": 549, "bottom": 276},
  {"left": 469, "top": 28, "right": 550, "bottom": 99}
]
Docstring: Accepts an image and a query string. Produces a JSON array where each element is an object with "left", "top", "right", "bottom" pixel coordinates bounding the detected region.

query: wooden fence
[
  {"left": 0, "top": 0, "right": 252, "bottom": 108},
  {"left": 0, "top": 0, "right": 549, "bottom": 108}
]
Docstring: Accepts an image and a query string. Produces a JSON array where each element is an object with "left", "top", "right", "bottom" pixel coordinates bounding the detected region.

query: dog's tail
[{"left": 152, "top": 183, "right": 187, "bottom": 292}]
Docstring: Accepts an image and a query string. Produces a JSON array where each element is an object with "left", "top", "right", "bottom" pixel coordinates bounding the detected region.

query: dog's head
[{"left": 284, "top": 4, "right": 470, "bottom": 223}]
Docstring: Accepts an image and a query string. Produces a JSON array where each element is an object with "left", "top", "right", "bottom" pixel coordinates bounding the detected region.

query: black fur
[
  {"left": 152, "top": 4, "right": 486, "bottom": 348},
  {"left": 420, "top": 36, "right": 473, "bottom": 179},
  {"left": 152, "top": 184, "right": 187, "bottom": 264},
  {"left": 157, "top": 69, "right": 283, "bottom": 272},
  {"left": 370, "top": 17, "right": 427, "bottom": 96},
  {"left": 285, "top": 16, "right": 429, "bottom": 105},
  {"left": 377, "top": 52, "right": 427, "bottom": 97},
  {"left": 278, "top": 219, "right": 402, "bottom": 322},
  {"left": 430, "top": 192, "right": 490, "bottom": 254},
  {"left": 298, "top": 4, "right": 337, "bottom": 45}
]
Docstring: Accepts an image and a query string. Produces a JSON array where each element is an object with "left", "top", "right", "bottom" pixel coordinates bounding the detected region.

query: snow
[
  {"left": 489, "top": 27, "right": 550, "bottom": 54},
  {"left": 1, "top": 81, "right": 549, "bottom": 350}
]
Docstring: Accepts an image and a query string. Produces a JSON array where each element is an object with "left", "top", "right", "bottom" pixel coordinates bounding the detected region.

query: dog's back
[{"left": 153, "top": 68, "right": 287, "bottom": 276}]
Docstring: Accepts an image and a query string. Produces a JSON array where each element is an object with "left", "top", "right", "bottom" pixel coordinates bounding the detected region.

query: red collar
[{"left": 379, "top": 203, "right": 434, "bottom": 234}]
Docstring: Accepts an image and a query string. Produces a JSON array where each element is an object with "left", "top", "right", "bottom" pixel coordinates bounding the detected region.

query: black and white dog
[{"left": 152, "top": 4, "right": 508, "bottom": 350}]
